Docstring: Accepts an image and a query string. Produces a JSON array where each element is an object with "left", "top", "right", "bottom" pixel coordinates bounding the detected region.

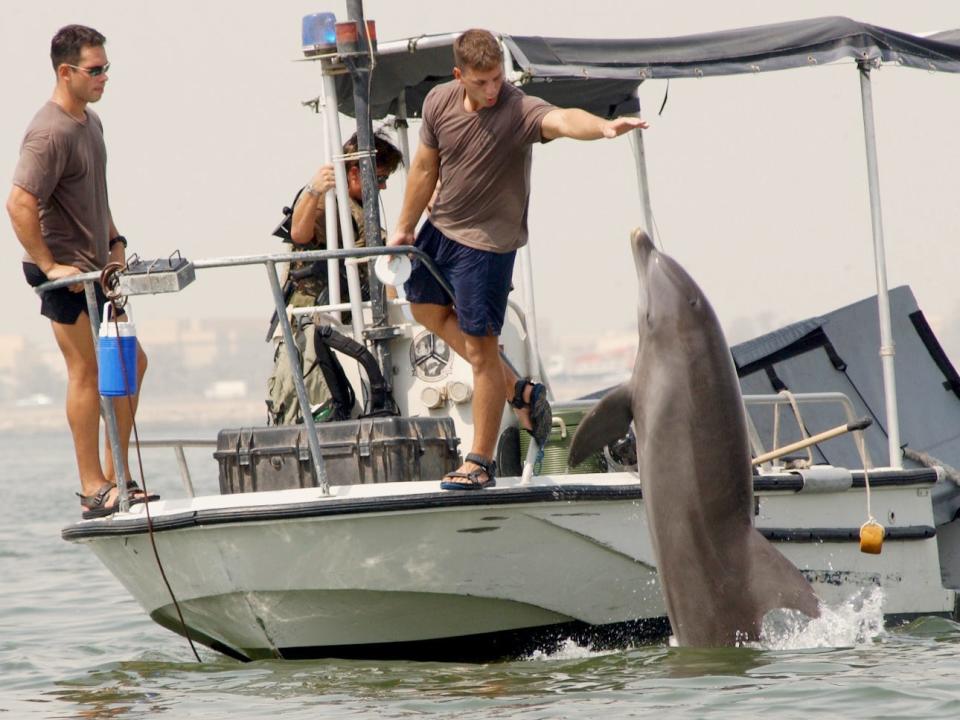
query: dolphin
[{"left": 569, "top": 229, "right": 820, "bottom": 646}]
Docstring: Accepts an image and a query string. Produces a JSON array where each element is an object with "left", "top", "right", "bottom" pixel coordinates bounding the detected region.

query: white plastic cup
[{"left": 374, "top": 255, "right": 414, "bottom": 321}]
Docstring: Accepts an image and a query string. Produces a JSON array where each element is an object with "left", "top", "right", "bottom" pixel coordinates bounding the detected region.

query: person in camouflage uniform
[
  {"left": 267, "top": 132, "right": 403, "bottom": 425},
  {"left": 287, "top": 131, "right": 403, "bottom": 307}
]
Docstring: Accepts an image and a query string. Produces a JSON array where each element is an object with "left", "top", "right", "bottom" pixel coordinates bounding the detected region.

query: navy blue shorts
[
  {"left": 404, "top": 219, "right": 516, "bottom": 337},
  {"left": 23, "top": 262, "right": 107, "bottom": 325}
]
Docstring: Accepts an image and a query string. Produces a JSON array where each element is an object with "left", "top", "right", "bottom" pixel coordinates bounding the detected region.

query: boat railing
[
  {"left": 34, "top": 245, "right": 458, "bottom": 502},
  {"left": 131, "top": 439, "right": 218, "bottom": 497},
  {"left": 742, "top": 391, "right": 872, "bottom": 470}
]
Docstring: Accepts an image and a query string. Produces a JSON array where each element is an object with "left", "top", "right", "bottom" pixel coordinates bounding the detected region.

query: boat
[{"left": 56, "top": 14, "right": 960, "bottom": 661}]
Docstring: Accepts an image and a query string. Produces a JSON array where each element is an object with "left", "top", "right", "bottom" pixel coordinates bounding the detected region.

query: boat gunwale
[{"left": 61, "top": 466, "right": 939, "bottom": 540}]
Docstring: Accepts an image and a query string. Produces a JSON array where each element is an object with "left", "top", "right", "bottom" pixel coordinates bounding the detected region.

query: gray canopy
[{"left": 335, "top": 16, "right": 960, "bottom": 119}]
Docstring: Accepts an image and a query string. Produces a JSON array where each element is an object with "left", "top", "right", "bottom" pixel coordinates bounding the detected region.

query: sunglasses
[{"left": 65, "top": 62, "right": 110, "bottom": 77}]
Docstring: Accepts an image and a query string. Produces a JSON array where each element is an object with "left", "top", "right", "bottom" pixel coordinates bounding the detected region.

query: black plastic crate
[{"left": 215, "top": 417, "right": 461, "bottom": 493}]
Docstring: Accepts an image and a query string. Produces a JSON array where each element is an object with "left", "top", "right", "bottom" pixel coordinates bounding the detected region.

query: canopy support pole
[
  {"left": 321, "top": 61, "right": 367, "bottom": 342},
  {"left": 500, "top": 36, "right": 546, "bottom": 481},
  {"left": 857, "top": 62, "right": 901, "bottom": 468},
  {"left": 628, "top": 86, "right": 655, "bottom": 241},
  {"left": 319, "top": 78, "right": 341, "bottom": 320},
  {"left": 345, "top": 0, "right": 394, "bottom": 386},
  {"left": 395, "top": 90, "right": 411, "bottom": 182}
]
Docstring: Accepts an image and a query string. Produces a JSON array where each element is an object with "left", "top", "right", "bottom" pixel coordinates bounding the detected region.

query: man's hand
[
  {"left": 603, "top": 117, "right": 649, "bottom": 138},
  {"left": 309, "top": 164, "right": 337, "bottom": 195},
  {"left": 45, "top": 263, "right": 84, "bottom": 293},
  {"left": 387, "top": 228, "right": 416, "bottom": 247}
]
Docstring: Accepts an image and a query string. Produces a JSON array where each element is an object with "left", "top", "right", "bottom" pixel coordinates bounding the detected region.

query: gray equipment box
[
  {"left": 119, "top": 254, "right": 195, "bottom": 295},
  {"left": 215, "top": 417, "right": 461, "bottom": 493}
]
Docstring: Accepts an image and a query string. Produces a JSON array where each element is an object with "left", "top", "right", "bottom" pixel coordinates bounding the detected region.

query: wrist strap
[{"left": 109, "top": 235, "right": 127, "bottom": 249}]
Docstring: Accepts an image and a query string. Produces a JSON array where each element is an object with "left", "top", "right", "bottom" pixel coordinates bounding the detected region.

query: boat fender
[
  {"left": 860, "top": 520, "right": 885, "bottom": 554},
  {"left": 788, "top": 465, "right": 853, "bottom": 493}
]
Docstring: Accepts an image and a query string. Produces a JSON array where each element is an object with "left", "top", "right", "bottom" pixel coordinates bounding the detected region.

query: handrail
[
  {"left": 130, "top": 439, "right": 218, "bottom": 497},
  {"left": 32, "top": 246, "right": 454, "bottom": 297},
  {"left": 32, "top": 246, "right": 456, "bottom": 497},
  {"left": 743, "top": 391, "right": 873, "bottom": 469}
]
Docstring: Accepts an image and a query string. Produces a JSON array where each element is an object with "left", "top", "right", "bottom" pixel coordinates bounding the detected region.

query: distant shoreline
[{"left": 0, "top": 398, "right": 266, "bottom": 435}]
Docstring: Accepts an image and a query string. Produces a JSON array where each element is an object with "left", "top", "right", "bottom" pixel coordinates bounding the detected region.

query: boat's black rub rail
[
  {"left": 759, "top": 525, "right": 936, "bottom": 542},
  {"left": 62, "top": 467, "right": 941, "bottom": 541},
  {"left": 753, "top": 467, "right": 939, "bottom": 492},
  {"left": 62, "top": 484, "right": 645, "bottom": 540}
]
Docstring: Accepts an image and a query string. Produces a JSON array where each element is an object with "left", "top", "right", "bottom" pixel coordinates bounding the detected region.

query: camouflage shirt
[{"left": 289, "top": 195, "right": 380, "bottom": 308}]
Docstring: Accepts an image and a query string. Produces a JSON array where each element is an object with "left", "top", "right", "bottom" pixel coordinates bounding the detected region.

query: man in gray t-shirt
[
  {"left": 7, "top": 25, "right": 150, "bottom": 518},
  {"left": 388, "top": 29, "right": 648, "bottom": 490}
]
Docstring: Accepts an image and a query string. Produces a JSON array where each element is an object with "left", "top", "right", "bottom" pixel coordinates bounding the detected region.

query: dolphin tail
[
  {"left": 569, "top": 384, "right": 635, "bottom": 467},
  {"left": 745, "top": 529, "right": 821, "bottom": 622}
]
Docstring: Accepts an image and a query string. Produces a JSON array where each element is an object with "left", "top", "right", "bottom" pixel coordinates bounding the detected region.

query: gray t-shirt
[
  {"left": 13, "top": 101, "right": 111, "bottom": 272},
  {"left": 421, "top": 80, "right": 555, "bottom": 253}
]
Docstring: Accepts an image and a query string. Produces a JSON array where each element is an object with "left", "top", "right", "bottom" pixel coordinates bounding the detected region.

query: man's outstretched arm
[{"left": 541, "top": 108, "right": 648, "bottom": 141}]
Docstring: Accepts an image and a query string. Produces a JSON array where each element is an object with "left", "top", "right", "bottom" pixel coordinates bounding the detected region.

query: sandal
[
  {"left": 78, "top": 481, "right": 160, "bottom": 519},
  {"left": 78, "top": 483, "right": 121, "bottom": 520},
  {"left": 126, "top": 480, "right": 160, "bottom": 505},
  {"left": 440, "top": 453, "right": 497, "bottom": 491},
  {"left": 510, "top": 378, "right": 552, "bottom": 452}
]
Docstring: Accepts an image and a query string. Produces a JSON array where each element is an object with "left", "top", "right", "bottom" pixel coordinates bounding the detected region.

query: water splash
[
  {"left": 526, "top": 639, "right": 618, "bottom": 661},
  {"left": 756, "top": 587, "right": 886, "bottom": 650}
]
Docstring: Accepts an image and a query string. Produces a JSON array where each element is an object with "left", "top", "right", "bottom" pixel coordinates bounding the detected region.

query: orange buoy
[{"left": 860, "top": 520, "right": 885, "bottom": 554}]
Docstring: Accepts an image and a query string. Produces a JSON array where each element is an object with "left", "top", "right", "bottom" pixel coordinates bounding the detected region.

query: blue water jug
[{"left": 98, "top": 308, "right": 138, "bottom": 397}]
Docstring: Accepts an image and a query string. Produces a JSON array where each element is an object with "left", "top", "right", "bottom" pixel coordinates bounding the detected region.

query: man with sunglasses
[{"left": 7, "top": 25, "right": 149, "bottom": 518}]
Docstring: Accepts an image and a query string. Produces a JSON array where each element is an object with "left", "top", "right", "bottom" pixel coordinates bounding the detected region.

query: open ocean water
[{"left": 3, "top": 427, "right": 960, "bottom": 719}]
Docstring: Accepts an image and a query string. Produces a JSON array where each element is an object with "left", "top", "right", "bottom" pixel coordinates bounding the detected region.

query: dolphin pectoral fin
[{"left": 569, "top": 384, "right": 635, "bottom": 467}]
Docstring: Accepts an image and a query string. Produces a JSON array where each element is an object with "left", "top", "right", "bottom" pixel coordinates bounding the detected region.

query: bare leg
[
  {"left": 409, "top": 303, "right": 535, "bottom": 430},
  {"left": 103, "top": 340, "right": 148, "bottom": 485},
  {"left": 461, "top": 332, "right": 506, "bottom": 462},
  {"left": 411, "top": 302, "right": 532, "bottom": 481},
  {"left": 50, "top": 317, "right": 114, "bottom": 504}
]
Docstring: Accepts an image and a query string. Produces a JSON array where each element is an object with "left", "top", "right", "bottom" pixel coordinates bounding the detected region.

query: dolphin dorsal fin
[{"left": 569, "top": 384, "right": 634, "bottom": 467}]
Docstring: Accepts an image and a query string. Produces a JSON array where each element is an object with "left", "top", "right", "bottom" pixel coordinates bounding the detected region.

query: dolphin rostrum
[{"left": 569, "top": 229, "right": 820, "bottom": 646}]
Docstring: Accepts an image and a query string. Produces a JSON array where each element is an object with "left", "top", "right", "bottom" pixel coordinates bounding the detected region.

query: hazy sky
[{"left": 3, "top": 1, "right": 959, "bottom": 365}]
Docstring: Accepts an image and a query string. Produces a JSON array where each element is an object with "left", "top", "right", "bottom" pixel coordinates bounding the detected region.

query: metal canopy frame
[{"left": 315, "top": 16, "right": 960, "bottom": 469}]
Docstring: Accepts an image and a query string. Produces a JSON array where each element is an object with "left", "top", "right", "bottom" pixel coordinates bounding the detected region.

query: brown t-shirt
[
  {"left": 13, "top": 101, "right": 111, "bottom": 272},
  {"left": 421, "top": 80, "right": 555, "bottom": 253}
]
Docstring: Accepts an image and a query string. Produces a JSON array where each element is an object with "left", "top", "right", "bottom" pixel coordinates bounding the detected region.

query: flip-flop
[{"left": 440, "top": 453, "right": 497, "bottom": 491}]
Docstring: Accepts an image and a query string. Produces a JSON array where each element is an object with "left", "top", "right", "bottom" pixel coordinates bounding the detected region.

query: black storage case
[{"left": 215, "top": 417, "right": 461, "bottom": 493}]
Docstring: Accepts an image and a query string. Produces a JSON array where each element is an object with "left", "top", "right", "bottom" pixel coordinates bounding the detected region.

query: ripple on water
[{"left": 6, "top": 432, "right": 960, "bottom": 719}]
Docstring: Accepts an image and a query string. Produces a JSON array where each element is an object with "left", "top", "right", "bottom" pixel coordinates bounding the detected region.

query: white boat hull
[{"left": 64, "top": 468, "right": 955, "bottom": 660}]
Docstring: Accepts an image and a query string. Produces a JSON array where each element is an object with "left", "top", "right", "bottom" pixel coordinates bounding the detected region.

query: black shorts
[
  {"left": 23, "top": 262, "right": 107, "bottom": 325},
  {"left": 404, "top": 219, "right": 517, "bottom": 337}
]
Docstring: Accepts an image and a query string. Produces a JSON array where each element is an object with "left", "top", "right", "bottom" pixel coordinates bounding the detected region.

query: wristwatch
[
  {"left": 109, "top": 235, "right": 128, "bottom": 249},
  {"left": 304, "top": 183, "right": 322, "bottom": 198}
]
